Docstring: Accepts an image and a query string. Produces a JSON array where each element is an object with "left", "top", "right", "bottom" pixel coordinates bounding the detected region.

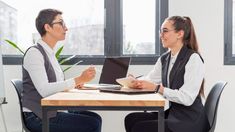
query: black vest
[
  {"left": 22, "top": 44, "right": 57, "bottom": 119},
  {"left": 161, "top": 46, "right": 209, "bottom": 132}
]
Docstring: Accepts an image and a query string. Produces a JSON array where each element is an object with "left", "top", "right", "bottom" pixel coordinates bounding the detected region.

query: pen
[
  {"left": 76, "top": 60, "right": 83, "bottom": 65},
  {"left": 135, "top": 75, "right": 143, "bottom": 79}
]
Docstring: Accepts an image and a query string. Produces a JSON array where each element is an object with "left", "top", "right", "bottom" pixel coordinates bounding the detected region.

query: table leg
[
  {"left": 42, "top": 107, "right": 49, "bottom": 132},
  {"left": 158, "top": 108, "right": 164, "bottom": 132}
]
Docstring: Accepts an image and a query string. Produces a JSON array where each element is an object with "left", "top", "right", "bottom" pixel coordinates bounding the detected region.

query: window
[
  {"left": 123, "top": 0, "right": 155, "bottom": 55},
  {"left": 0, "top": 0, "right": 168, "bottom": 65},
  {"left": 224, "top": 0, "right": 235, "bottom": 64},
  {"left": 0, "top": 0, "right": 104, "bottom": 56}
]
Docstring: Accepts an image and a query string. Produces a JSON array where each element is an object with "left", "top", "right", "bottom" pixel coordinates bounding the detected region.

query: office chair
[
  {"left": 204, "top": 81, "right": 227, "bottom": 132},
  {"left": 11, "top": 79, "right": 30, "bottom": 132}
]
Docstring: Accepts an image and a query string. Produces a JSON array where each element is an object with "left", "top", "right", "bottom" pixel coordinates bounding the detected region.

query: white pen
[{"left": 75, "top": 60, "right": 83, "bottom": 65}]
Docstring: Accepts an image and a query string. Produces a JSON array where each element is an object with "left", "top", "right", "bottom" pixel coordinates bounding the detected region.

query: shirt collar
[
  {"left": 36, "top": 39, "right": 56, "bottom": 56},
  {"left": 171, "top": 51, "right": 179, "bottom": 59}
]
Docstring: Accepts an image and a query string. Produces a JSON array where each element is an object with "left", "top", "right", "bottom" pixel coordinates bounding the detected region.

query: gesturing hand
[{"left": 75, "top": 66, "right": 96, "bottom": 86}]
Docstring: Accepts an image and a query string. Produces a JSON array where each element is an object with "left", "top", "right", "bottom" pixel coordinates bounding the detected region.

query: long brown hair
[{"left": 167, "top": 16, "right": 205, "bottom": 97}]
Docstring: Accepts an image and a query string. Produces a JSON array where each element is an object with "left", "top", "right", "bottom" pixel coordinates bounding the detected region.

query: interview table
[{"left": 41, "top": 89, "right": 166, "bottom": 132}]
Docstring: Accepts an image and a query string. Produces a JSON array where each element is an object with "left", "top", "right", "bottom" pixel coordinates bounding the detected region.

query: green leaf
[
  {"left": 4, "top": 39, "right": 25, "bottom": 55},
  {"left": 59, "top": 55, "right": 76, "bottom": 65},
  {"left": 55, "top": 46, "right": 64, "bottom": 60},
  {"left": 63, "top": 60, "right": 83, "bottom": 72}
]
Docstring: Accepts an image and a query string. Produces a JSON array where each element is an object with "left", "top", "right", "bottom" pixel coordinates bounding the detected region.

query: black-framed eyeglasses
[
  {"left": 159, "top": 29, "right": 175, "bottom": 34},
  {"left": 51, "top": 20, "right": 66, "bottom": 28}
]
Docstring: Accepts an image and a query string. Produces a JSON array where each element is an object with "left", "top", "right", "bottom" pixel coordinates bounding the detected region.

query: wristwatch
[{"left": 155, "top": 84, "right": 161, "bottom": 93}]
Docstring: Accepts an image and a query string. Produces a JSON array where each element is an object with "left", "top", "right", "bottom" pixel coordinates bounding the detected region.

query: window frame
[
  {"left": 224, "top": 0, "right": 235, "bottom": 65},
  {"left": 3, "top": 0, "right": 168, "bottom": 65}
]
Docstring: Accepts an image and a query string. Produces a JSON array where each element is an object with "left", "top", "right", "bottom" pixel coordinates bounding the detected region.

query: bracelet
[{"left": 155, "top": 84, "right": 161, "bottom": 93}]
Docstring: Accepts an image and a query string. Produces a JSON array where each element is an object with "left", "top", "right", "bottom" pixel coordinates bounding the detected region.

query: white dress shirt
[
  {"left": 143, "top": 53, "right": 205, "bottom": 107},
  {"left": 23, "top": 39, "right": 75, "bottom": 98}
]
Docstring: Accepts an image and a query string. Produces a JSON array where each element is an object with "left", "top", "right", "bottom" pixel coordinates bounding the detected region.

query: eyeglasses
[
  {"left": 51, "top": 20, "right": 66, "bottom": 28},
  {"left": 159, "top": 29, "right": 175, "bottom": 34}
]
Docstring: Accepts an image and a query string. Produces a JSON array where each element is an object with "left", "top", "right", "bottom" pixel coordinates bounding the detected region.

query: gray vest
[
  {"left": 22, "top": 44, "right": 57, "bottom": 119},
  {"left": 161, "top": 46, "right": 209, "bottom": 132}
]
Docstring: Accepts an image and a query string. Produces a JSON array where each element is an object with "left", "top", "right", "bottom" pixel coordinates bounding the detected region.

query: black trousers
[
  {"left": 24, "top": 111, "right": 102, "bottom": 132},
  {"left": 125, "top": 111, "right": 171, "bottom": 132}
]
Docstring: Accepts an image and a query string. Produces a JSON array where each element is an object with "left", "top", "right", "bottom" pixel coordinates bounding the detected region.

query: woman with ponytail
[{"left": 124, "top": 16, "right": 209, "bottom": 132}]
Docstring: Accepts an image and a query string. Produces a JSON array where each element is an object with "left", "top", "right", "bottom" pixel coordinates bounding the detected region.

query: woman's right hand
[
  {"left": 129, "top": 79, "right": 142, "bottom": 89},
  {"left": 74, "top": 66, "right": 96, "bottom": 86}
]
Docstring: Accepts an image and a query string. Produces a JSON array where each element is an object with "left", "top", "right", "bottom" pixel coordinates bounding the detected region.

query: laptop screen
[{"left": 99, "top": 57, "right": 131, "bottom": 85}]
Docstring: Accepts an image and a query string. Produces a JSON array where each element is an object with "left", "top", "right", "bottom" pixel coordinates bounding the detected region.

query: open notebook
[
  {"left": 83, "top": 57, "right": 131, "bottom": 89},
  {"left": 99, "top": 76, "right": 157, "bottom": 94},
  {"left": 99, "top": 88, "right": 156, "bottom": 94}
]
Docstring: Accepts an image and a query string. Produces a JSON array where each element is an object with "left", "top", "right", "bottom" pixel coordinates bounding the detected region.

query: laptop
[{"left": 83, "top": 57, "right": 131, "bottom": 89}]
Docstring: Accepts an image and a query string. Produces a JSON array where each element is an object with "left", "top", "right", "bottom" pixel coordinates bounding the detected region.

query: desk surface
[
  {"left": 41, "top": 89, "right": 166, "bottom": 132},
  {"left": 41, "top": 89, "right": 165, "bottom": 107}
]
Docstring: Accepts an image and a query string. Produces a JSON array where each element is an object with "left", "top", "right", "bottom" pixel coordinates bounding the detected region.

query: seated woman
[
  {"left": 124, "top": 16, "right": 210, "bottom": 132},
  {"left": 22, "top": 8, "right": 102, "bottom": 132}
]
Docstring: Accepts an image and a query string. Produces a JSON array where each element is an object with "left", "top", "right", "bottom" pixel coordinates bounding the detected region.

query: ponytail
[{"left": 183, "top": 17, "right": 199, "bottom": 52}]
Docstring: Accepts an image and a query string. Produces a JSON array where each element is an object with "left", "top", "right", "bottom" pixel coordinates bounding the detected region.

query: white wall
[{"left": 0, "top": 0, "right": 234, "bottom": 131}]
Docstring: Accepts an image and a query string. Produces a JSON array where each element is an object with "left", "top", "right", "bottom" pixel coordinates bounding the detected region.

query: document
[{"left": 116, "top": 77, "right": 136, "bottom": 88}]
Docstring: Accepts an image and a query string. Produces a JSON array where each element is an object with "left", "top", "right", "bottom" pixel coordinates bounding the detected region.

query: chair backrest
[
  {"left": 204, "top": 81, "right": 227, "bottom": 132},
  {"left": 11, "top": 79, "right": 30, "bottom": 132}
]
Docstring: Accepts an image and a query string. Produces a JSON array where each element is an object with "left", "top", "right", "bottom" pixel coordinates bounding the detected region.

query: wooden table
[{"left": 41, "top": 89, "right": 165, "bottom": 132}]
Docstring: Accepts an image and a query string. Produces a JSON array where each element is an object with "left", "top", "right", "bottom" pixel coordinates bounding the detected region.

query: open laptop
[{"left": 83, "top": 57, "right": 131, "bottom": 89}]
